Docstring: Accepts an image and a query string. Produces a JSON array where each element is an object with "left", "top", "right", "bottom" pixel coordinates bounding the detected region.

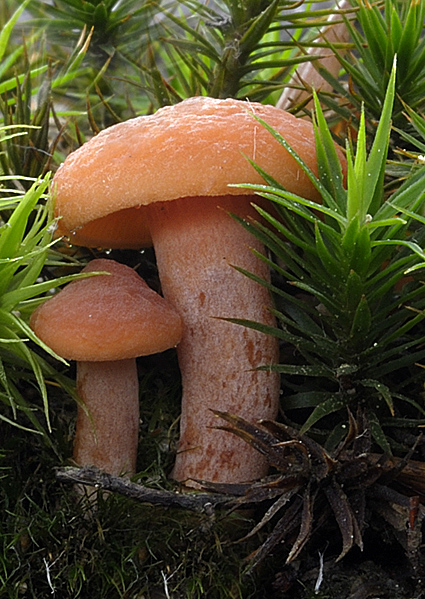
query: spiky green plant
[
  {"left": 0, "top": 2, "right": 102, "bottom": 438},
  {"left": 0, "top": 172, "right": 57, "bottom": 431},
  {"left": 311, "top": 0, "right": 425, "bottom": 137},
  {"left": 0, "top": 0, "right": 109, "bottom": 170},
  {"left": 141, "top": 0, "right": 347, "bottom": 106},
  {"left": 27, "top": 0, "right": 166, "bottom": 57},
  {"left": 21, "top": 0, "right": 175, "bottom": 125},
  {"left": 0, "top": 66, "right": 53, "bottom": 185},
  {"left": 232, "top": 59, "right": 425, "bottom": 453},
  {"left": 0, "top": 161, "right": 102, "bottom": 438}
]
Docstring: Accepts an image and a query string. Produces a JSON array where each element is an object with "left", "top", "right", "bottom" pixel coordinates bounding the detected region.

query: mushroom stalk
[
  {"left": 74, "top": 359, "right": 139, "bottom": 476},
  {"left": 148, "top": 195, "right": 280, "bottom": 485}
]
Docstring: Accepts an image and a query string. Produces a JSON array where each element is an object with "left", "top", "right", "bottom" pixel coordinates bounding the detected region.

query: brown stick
[{"left": 56, "top": 466, "right": 239, "bottom": 513}]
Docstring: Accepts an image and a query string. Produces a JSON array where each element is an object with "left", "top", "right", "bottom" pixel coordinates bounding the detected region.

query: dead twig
[{"left": 56, "top": 466, "right": 238, "bottom": 514}]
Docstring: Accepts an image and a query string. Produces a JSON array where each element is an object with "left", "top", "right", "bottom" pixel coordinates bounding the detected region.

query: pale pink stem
[
  {"left": 148, "top": 195, "right": 280, "bottom": 486},
  {"left": 74, "top": 359, "right": 139, "bottom": 476}
]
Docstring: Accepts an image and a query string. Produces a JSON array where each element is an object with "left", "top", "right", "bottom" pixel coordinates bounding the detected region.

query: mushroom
[
  {"left": 30, "top": 258, "right": 183, "bottom": 477},
  {"left": 52, "top": 97, "right": 346, "bottom": 485}
]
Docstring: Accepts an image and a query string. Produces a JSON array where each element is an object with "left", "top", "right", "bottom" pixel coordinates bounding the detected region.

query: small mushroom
[
  {"left": 30, "top": 259, "right": 182, "bottom": 476},
  {"left": 52, "top": 97, "right": 346, "bottom": 485}
]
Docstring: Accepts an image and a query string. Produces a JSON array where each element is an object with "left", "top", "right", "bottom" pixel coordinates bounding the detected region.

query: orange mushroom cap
[
  {"left": 52, "top": 96, "right": 345, "bottom": 249},
  {"left": 30, "top": 259, "right": 183, "bottom": 362}
]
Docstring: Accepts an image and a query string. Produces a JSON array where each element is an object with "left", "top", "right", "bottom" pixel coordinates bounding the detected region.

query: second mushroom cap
[{"left": 30, "top": 259, "right": 183, "bottom": 362}]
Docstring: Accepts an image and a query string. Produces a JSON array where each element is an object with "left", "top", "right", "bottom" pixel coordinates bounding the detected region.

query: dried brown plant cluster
[{"left": 205, "top": 410, "right": 425, "bottom": 573}]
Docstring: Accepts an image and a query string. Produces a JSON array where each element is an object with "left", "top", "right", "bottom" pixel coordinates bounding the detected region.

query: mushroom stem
[
  {"left": 74, "top": 359, "right": 139, "bottom": 476},
  {"left": 147, "top": 195, "right": 280, "bottom": 485}
]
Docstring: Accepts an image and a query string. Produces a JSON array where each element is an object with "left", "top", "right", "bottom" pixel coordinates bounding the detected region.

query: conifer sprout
[
  {"left": 52, "top": 97, "right": 346, "bottom": 486},
  {"left": 30, "top": 259, "right": 182, "bottom": 479}
]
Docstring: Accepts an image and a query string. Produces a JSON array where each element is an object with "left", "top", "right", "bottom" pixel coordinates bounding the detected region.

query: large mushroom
[
  {"left": 52, "top": 97, "right": 346, "bottom": 485},
  {"left": 30, "top": 259, "right": 182, "bottom": 477}
]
